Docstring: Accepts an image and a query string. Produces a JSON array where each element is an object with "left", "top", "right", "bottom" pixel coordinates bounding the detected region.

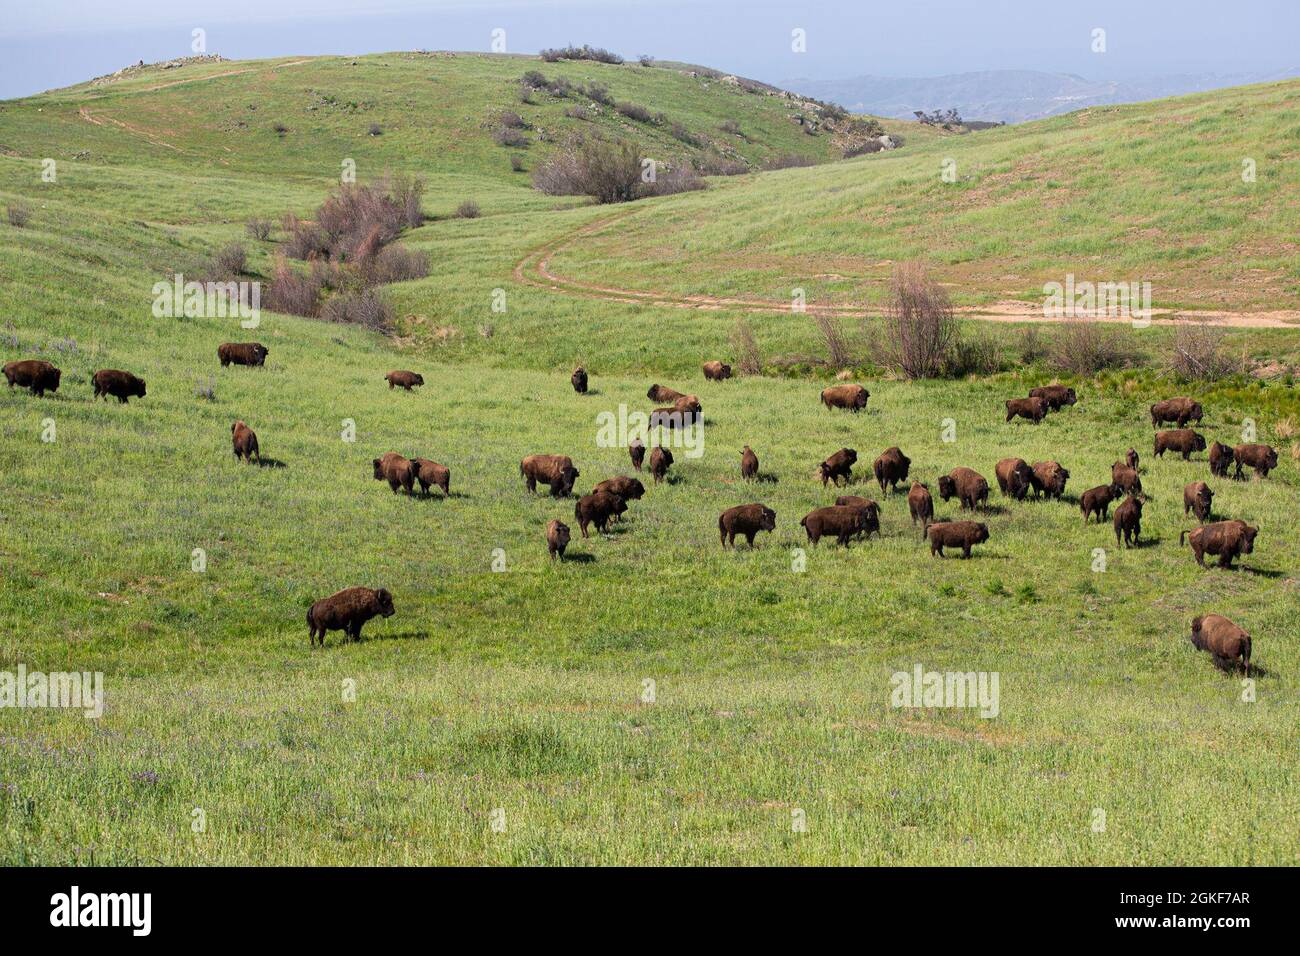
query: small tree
[
  {"left": 731, "top": 318, "right": 763, "bottom": 375},
  {"left": 878, "top": 262, "right": 958, "bottom": 379},
  {"left": 1170, "top": 319, "right": 1235, "bottom": 380}
]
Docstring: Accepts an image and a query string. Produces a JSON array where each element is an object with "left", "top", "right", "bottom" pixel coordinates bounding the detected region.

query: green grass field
[{"left": 0, "top": 54, "right": 1296, "bottom": 865}]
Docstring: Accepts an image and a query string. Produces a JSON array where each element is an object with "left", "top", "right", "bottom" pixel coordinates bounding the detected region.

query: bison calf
[
  {"left": 907, "top": 481, "right": 934, "bottom": 536},
  {"left": 1190, "top": 614, "right": 1251, "bottom": 676},
  {"left": 3, "top": 359, "right": 61, "bottom": 396},
  {"left": 218, "top": 342, "right": 268, "bottom": 367},
  {"left": 412, "top": 458, "right": 451, "bottom": 496},
  {"left": 1113, "top": 495, "right": 1143, "bottom": 548},
  {"left": 307, "top": 586, "right": 395, "bottom": 645},
  {"left": 546, "top": 520, "right": 571, "bottom": 559},
  {"left": 1182, "top": 481, "right": 1213, "bottom": 522},
  {"left": 1111, "top": 461, "right": 1142, "bottom": 496},
  {"left": 928, "top": 521, "right": 988, "bottom": 559},
  {"left": 649, "top": 446, "right": 674, "bottom": 483},
  {"left": 629, "top": 439, "right": 646, "bottom": 472},
  {"left": 92, "top": 369, "right": 147, "bottom": 403},
  {"left": 231, "top": 420, "right": 260, "bottom": 463},
  {"left": 719, "top": 503, "right": 776, "bottom": 548},
  {"left": 818, "top": 448, "right": 857, "bottom": 487},
  {"left": 1005, "top": 396, "right": 1048, "bottom": 424},
  {"left": 385, "top": 370, "right": 424, "bottom": 390},
  {"left": 741, "top": 445, "right": 758, "bottom": 480},
  {"left": 571, "top": 366, "right": 588, "bottom": 394},
  {"left": 1080, "top": 483, "right": 1121, "bottom": 523}
]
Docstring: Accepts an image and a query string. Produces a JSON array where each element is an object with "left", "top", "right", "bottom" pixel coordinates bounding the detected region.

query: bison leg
[
  {"left": 932, "top": 543, "right": 943, "bottom": 558},
  {"left": 962, "top": 543, "right": 971, "bottom": 559},
  {"left": 746, "top": 532, "right": 757, "bottom": 548}
]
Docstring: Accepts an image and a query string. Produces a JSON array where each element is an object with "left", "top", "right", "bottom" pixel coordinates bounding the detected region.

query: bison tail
[
  {"left": 1242, "top": 637, "right": 1251, "bottom": 676},
  {"left": 1179, "top": 530, "right": 1188, "bottom": 546}
]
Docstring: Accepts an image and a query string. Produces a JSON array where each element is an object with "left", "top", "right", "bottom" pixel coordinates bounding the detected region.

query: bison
[
  {"left": 995, "top": 458, "right": 1034, "bottom": 500},
  {"left": 571, "top": 366, "right": 588, "bottom": 394},
  {"left": 702, "top": 360, "right": 732, "bottom": 381},
  {"left": 1154, "top": 429, "right": 1206, "bottom": 460},
  {"left": 801, "top": 505, "right": 875, "bottom": 546},
  {"left": 412, "top": 458, "right": 451, "bottom": 496},
  {"left": 231, "top": 420, "right": 260, "bottom": 463},
  {"left": 1151, "top": 397, "right": 1202, "bottom": 429},
  {"left": 575, "top": 491, "right": 627, "bottom": 537},
  {"left": 1113, "top": 494, "right": 1143, "bottom": 548},
  {"left": 1233, "top": 443, "right": 1278, "bottom": 479},
  {"left": 521, "top": 454, "right": 579, "bottom": 497},
  {"left": 546, "top": 519, "right": 571, "bottom": 560},
  {"left": 835, "top": 496, "right": 881, "bottom": 539},
  {"left": 593, "top": 475, "right": 645, "bottom": 503},
  {"left": 719, "top": 503, "right": 776, "bottom": 548},
  {"left": 818, "top": 448, "right": 857, "bottom": 487},
  {"left": 1029, "top": 384, "right": 1077, "bottom": 411},
  {"left": 3, "top": 359, "right": 61, "bottom": 396},
  {"left": 928, "top": 521, "right": 988, "bottom": 559},
  {"left": 1189, "top": 614, "right": 1252, "bottom": 676},
  {"left": 91, "top": 369, "right": 147, "bottom": 403},
  {"left": 1208, "top": 441, "right": 1234, "bottom": 478},
  {"left": 1029, "top": 461, "right": 1070, "bottom": 500},
  {"left": 1182, "top": 481, "right": 1214, "bottom": 522},
  {"left": 373, "top": 452, "right": 416, "bottom": 494},
  {"left": 385, "top": 370, "right": 424, "bottom": 391},
  {"left": 820, "top": 383, "right": 868, "bottom": 412},
  {"left": 647, "top": 384, "right": 686, "bottom": 403},
  {"left": 1080, "top": 483, "right": 1121, "bottom": 523},
  {"left": 217, "top": 342, "right": 268, "bottom": 367},
  {"left": 1125, "top": 447, "right": 1140, "bottom": 471},
  {"left": 1181, "top": 520, "right": 1258, "bottom": 570},
  {"left": 1005, "top": 396, "right": 1049, "bottom": 424},
  {"left": 938, "top": 467, "right": 989, "bottom": 511},
  {"left": 741, "top": 445, "right": 759, "bottom": 480},
  {"left": 1111, "top": 461, "right": 1142, "bottom": 496},
  {"left": 907, "top": 481, "right": 934, "bottom": 536},
  {"left": 873, "top": 446, "right": 910, "bottom": 494},
  {"left": 649, "top": 446, "right": 674, "bottom": 484},
  {"left": 629, "top": 439, "right": 646, "bottom": 472},
  {"left": 307, "top": 586, "right": 395, "bottom": 646},
  {"left": 649, "top": 396, "right": 701, "bottom": 429}
]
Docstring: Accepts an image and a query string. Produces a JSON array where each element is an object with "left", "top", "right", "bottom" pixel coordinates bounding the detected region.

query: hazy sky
[{"left": 2, "top": 0, "right": 1296, "bottom": 99}]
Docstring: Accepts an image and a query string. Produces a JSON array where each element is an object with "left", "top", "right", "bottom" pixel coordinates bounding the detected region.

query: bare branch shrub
[
  {"left": 245, "top": 217, "right": 273, "bottom": 241},
  {"left": 813, "top": 312, "right": 851, "bottom": 369},
  {"left": 878, "top": 262, "right": 958, "bottom": 379},
  {"left": 1048, "top": 319, "right": 1137, "bottom": 375},
  {"left": 1169, "top": 319, "right": 1236, "bottom": 380},
  {"left": 730, "top": 318, "right": 763, "bottom": 375}
]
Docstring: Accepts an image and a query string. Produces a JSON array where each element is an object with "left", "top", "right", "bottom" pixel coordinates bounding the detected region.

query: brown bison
[
  {"left": 629, "top": 439, "right": 646, "bottom": 472},
  {"left": 1182, "top": 481, "right": 1214, "bottom": 522},
  {"left": 1190, "top": 614, "right": 1252, "bottom": 676},
  {"left": 412, "top": 458, "right": 451, "bottom": 496},
  {"left": 1029, "top": 461, "right": 1070, "bottom": 500},
  {"left": 1080, "top": 483, "right": 1121, "bottom": 523},
  {"left": 1005, "top": 396, "right": 1049, "bottom": 424},
  {"left": 1233, "top": 443, "right": 1278, "bottom": 479},
  {"left": 740, "top": 445, "right": 759, "bottom": 480},
  {"left": 231, "top": 420, "right": 260, "bottom": 463},
  {"left": 938, "top": 467, "right": 989, "bottom": 511},
  {"left": 1181, "top": 520, "right": 1258, "bottom": 570},
  {"left": 546, "top": 519, "right": 571, "bottom": 560},
  {"left": 995, "top": 458, "right": 1034, "bottom": 500},
  {"left": 218, "top": 342, "right": 268, "bottom": 367},
  {"left": 649, "top": 446, "right": 674, "bottom": 484},
  {"left": 1113, "top": 495, "right": 1143, "bottom": 548},
  {"left": 801, "top": 505, "right": 875, "bottom": 546},
  {"left": 1029, "top": 384, "right": 1077, "bottom": 411},
  {"left": 650, "top": 396, "right": 701, "bottom": 429},
  {"left": 1151, "top": 397, "right": 1202, "bottom": 429},
  {"left": 820, "top": 383, "right": 868, "bottom": 412},
  {"left": 928, "top": 521, "right": 989, "bottom": 558},
  {"left": 873, "top": 446, "right": 911, "bottom": 494},
  {"left": 1125, "top": 448, "right": 1140, "bottom": 471},
  {"left": 835, "top": 496, "right": 881, "bottom": 539},
  {"left": 647, "top": 384, "right": 686, "bottom": 403},
  {"left": 373, "top": 452, "right": 416, "bottom": 494},
  {"left": 385, "top": 370, "right": 424, "bottom": 390},
  {"left": 1154, "top": 429, "right": 1206, "bottom": 460},
  {"left": 907, "top": 481, "right": 934, "bottom": 536},
  {"left": 593, "top": 476, "right": 644, "bottom": 521},
  {"left": 521, "top": 454, "right": 579, "bottom": 497},
  {"left": 307, "top": 586, "right": 395, "bottom": 646},
  {"left": 91, "top": 369, "right": 147, "bottom": 403},
  {"left": 3, "top": 359, "right": 61, "bottom": 396},
  {"left": 1208, "top": 441, "right": 1234, "bottom": 478},
  {"left": 1111, "top": 461, "right": 1143, "bottom": 496},
  {"left": 719, "top": 503, "right": 777, "bottom": 548},
  {"left": 571, "top": 366, "right": 588, "bottom": 394},
  {"left": 702, "top": 360, "right": 732, "bottom": 381},
  {"left": 575, "top": 491, "right": 627, "bottom": 537},
  {"left": 818, "top": 448, "right": 857, "bottom": 487}
]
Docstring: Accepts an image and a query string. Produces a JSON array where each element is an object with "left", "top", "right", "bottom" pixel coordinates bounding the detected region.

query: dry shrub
[
  {"left": 319, "top": 290, "right": 393, "bottom": 331},
  {"left": 616, "top": 101, "right": 653, "bottom": 123},
  {"left": 509, "top": 155, "right": 526, "bottom": 173},
  {"left": 245, "top": 217, "right": 273, "bottom": 241},
  {"left": 1017, "top": 325, "right": 1046, "bottom": 365},
  {"left": 281, "top": 215, "right": 329, "bottom": 260},
  {"left": 813, "top": 312, "right": 851, "bottom": 369},
  {"left": 456, "top": 200, "right": 481, "bottom": 219},
  {"left": 498, "top": 110, "right": 528, "bottom": 129},
  {"left": 1170, "top": 319, "right": 1236, "bottom": 380},
  {"left": 946, "top": 328, "right": 1003, "bottom": 376},
  {"left": 360, "top": 244, "right": 428, "bottom": 285},
  {"left": 494, "top": 127, "right": 530, "bottom": 148},
  {"left": 878, "top": 262, "right": 958, "bottom": 379},
  {"left": 7, "top": 203, "right": 32, "bottom": 228},
  {"left": 762, "top": 153, "right": 817, "bottom": 171},
  {"left": 1273, "top": 416, "right": 1296, "bottom": 439},
  {"left": 533, "top": 136, "right": 703, "bottom": 204},
  {"left": 1049, "top": 319, "right": 1136, "bottom": 375},
  {"left": 211, "top": 242, "right": 247, "bottom": 278},
  {"left": 565, "top": 105, "right": 591, "bottom": 121},
  {"left": 730, "top": 318, "right": 763, "bottom": 375},
  {"left": 265, "top": 257, "right": 330, "bottom": 317}
]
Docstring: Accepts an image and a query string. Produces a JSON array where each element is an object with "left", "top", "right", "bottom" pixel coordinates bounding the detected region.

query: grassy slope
[{"left": 0, "top": 58, "right": 1297, "bottom": 865}]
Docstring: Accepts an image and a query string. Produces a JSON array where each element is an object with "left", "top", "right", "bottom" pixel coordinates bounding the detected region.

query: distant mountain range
[{"left": 783, "top": 69, "right": 1300, "bottom": 124}]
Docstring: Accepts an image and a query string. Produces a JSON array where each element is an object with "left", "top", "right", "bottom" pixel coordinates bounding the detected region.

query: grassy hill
[{"left": 0, "top": 56, "right": 1297, "bottom": 865}]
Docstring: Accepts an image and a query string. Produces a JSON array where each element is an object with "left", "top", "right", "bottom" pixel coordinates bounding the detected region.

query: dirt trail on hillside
[{"left": 514, "top": 213, "right": 1300, "bottom": 329}]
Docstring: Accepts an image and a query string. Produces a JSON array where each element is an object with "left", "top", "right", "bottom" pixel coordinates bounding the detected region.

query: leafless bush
[
  {"left": 579, "top": 83, "right": 613, "bottom": 106},
  {"left": 359, "top": 244, "right": 429, "bottom": 285},
  {"left": 718, "top": 119, "right": 742, "bottom": 136},
  {"left": 564, "top": 105, "right": 591, "bottom": 121},
  {"left": 727, "top": 319, "right": 761, "bottom": 374},
  {"left": 320, "top": 289, "right": 394, "bottom": 331},
  {"left": 878, "top": 262, "right": 959, "bottom": 379},
  {"left": 533, "top": 136, "right": 642, "bottom": 203},
  {"left": 540, "top": 45, "right": 623, "bottom": 65},
  {"left": 813, "top": 312, "right": 851, "bottom": 369},
  {"left": 762, "top": 153, "right": 817, "bottom": 171},
  {"left": 510, "top": 154, "right": 526, "bottom": 172},
  {"left": 456, "top": 200, "right": 481, "bottom": 219},
  {"left": 1017, "top": 325, "right": 1046, "bottom": 365},
  {"left": 499, "top": 110, "right": 528, "bottom": 129},
  {"left": 211, "top": 242, "right": 247, "bottom": 277},
  {"left": 669, "top": 122, "right": 700, "bottom": 146},
  {"left": 266, "top": 257, "right": 331, "bottom": 317},
  {"left": 1048, "top": 319, "right": 1136, "bottom": 375},
  {"left": 638, "top": 54, "right": 655, "bottom": 67},
  {"left": 698, "top": 152, "right": 749, "bottom": 176},
  {"left": 616, "top": 101, "right": 653, "bottom": 123},
  {"left": 945, "top": 329, "right": 1004, "bottom": 376},
  {"left": 647, "top": 163, "right": 706, "bottom": 197},
  {"left": 1169, "top": 320, "right": 1236, "bottom": 380},
  {"left": 6, "top": 203, "right": 31, "bottom": 228},
  {"left": 494, "top": 127, "right": 530, "bottom": 148},
  {"left": 245, "top": 217, "right": 273, "bottom": 241},
  {"left": 388, "top": 173, "right": 425, "bottom": 228}
]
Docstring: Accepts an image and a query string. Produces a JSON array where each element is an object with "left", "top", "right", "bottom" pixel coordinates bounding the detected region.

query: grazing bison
[
  {"left": 521, "top": 454, "right": 579, "bottom": 497},
  {"left": 1190, "top": 614, "right": 1252, "bottom": 676},
  {"left": 1113, "top": 495, "right": 1143, "bottom": 548},
  {"left": 1080, "top": 483, "right": 1121, "bottom": 523},
  {"left": 650, "top": 396, "right": 701, "bottom": 429},
  {"left": 373, "top": 452, "right": 416, "bottom": 494},
  {"left": 231, "top": 420, "right": 260, "bottom": 463},
  {"left": 307, "top": 586, "right": 395, "bottom": 646},
  {"left": 835, "top": 496, "right": 881, "bottom": 539},
  {"left": 928, "top": 521, "right": 989, "bottom": 559},
  {"left": 741, "top": 445, "right": 759, "bottom": 480},
  {"left": 1181, "top": 520, "right": 1258, "bottom": 570},
  {"left": 1029, "top": 384, "right": 1077, "bottom": 411},
  {"left": 1151, "top": 397, "right": 1202, "bottom": 429},
  {"left": 574, "top": 491, "right": 627, "bottom": 537},
  {"left": 1125, "top": 448, "right": 1140, "bottom": 471},
  {"left": 820, "top": 384, "right": 869, "bottom": 412},
  {"left": 3, "top": 359, "right": 61, "bottom": 396},
  {"left": 647, "top": 384, "right": 686, "bottom": 403},
  {"left": 818, "top": 448, "right": 857, "bottom": 487},
  {"left": 91, "top": 369, "right": 147, "bottom": 403},
  {"left": 594, "top": 475, "right": 645, "bottom": 501},
  {"left": 1005, "top": 396, "right": 1049, "bottom": 424},
  {"left": 938, "top": 467, "right": 989, "bottom": 511},
  {"left": 412, "top": 458, "right": 451, "bottom": 496},
  {"left": 1182, "top": 481, "right": 1214, "bottom": 522},
  {"left": 1233, "top": 443, "right": 1278, "bottom": 479},
  {"left": 907, "top": 481, "right": 934, "bottom": 536},
  {"left": 571, "top": 366, "right": 588, "bottom": 394},
  {"left": 1154, "top": 428, "right": 1206, "bottom": 460},
  {"left": 1029, "top": 461, "right": 1070, "bottom": 500},
  {"left": 719, "top": 503, "right": 777, "bottom": 548},
  {"left": 873, "top": 446, "right": 911, "bottom": 494},
  {"left": 1208, "top": 441, "right": 1234, "bottom": 478},
  {"left": 546, "top": 519, "right": 571, "bottom": 560},
  {"left": 801, "top": 505, "right": 875, "bottom": 546},
  {"left": 629, "top": 439, "right": 646, "bottom": 472},
  {"left": 995, "top": 458, "right": 1034, "bottom": 500},
  {"left": 385, "top": 370, "right": 424, "bottom": 391},
  {"left": 217, "top": 342, "right": 268, "bottom": 367},
  {"left": 649, "top": 446, "right": 674, "bottom": 484},
  {"left": 702, "top": 360, "right": 732, "bottom": 381},
  {"left": 1111, "top": 461, "right": 1143, "bottom": 496}
]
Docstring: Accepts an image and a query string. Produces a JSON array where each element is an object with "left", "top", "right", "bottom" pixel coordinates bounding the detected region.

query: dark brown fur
[
  {"left": 1029, "top": 461, "right": 1070, "bottom": 500},
  {"left": 1005, "top": 396, "right": 1048, "bottom": 423},
  {"left": 3, "top": 359, "right": 61, "bottom": 396},
  {"left": 649, "top": 446, "right": 674, "bottom": 483},
  {"left": 1233, "top": 443, "right": 1278, "bottom": 479},
  {"left": 1125, "top": 447, "right": 1140, "bottom": 471},
  {"left": 818, "top": 448, "right": 857, "bottom": 487},
  {"left": 1190, "top": 614, "right": 1251, "bottom": 676},
  {"left": 1181, "top": 520, "right": 1258, "bottom": 570},
  {"left": 719, "top": 503, "right": 776, "bottom": 548},
  {"left": 702, "top": 360, "right": 732, "bottom": 381},
  {"left": 907, "top": 481, "right": 933, "bottom": 537},
  {"left": 1154, "top": 428, "right": 1206, "bottom": 460},
  {"left": 801, "top": 504, "right": 876, "bottom": 546},
  {"left": 217, "top": 342, "right": 268, "bottom": 367},
  {"left": 1182, "top": 481, "right": 1213, "bottom": 521},
  {"left": 740, "top": 445, "right": 759, "bottom": 480},
  {"left": 231, "top": 420, "right": 260, "bottom": 463},
  {"left": 1113, "top": 495, "right": 1143, "bottom": 547},
  {"left": 373, "top": 452, "right": 416, "bottom": 494},
  {"left": 1208, "top": 441, "right": 1234, "bottom": 478},
  {"left": 1028, "top": 384, "right": 1077, "bottom": 410},
  {"left": 412, "top": 457, "right": 450, "bottom": 496},
  {"left": 1111, "top": 461, "right": 1143, "bottom": 496},
  {"left": 571, "top": 366, "right": 588, "bottom": 394},
  {"left": 546, "top": 519, "right": 571, "bottom": 559},
  {"left": 593, "top": 475, "right": 645, "bottom": 504},
  {"left": 872, "top": 446, "right": 910, "bottom": 494},
  {"left": 307, "top": 586, "right": 395, "bottom": 645},
  {"left": 520, "top": 454, "right": 580, "bottom": 497},
  {"left": 91, "top": 369, "right": 146, "bottom": 403},
  {"left": 385, "top": 370, "right": 424, "bottom": 390},
  {"left": 646, "top": 384, "right": 686, "bottom": 403},
  {"left": 937, "top": 467, "right": 989, "bottom": 511},
  {"left": 928, "top": 520, "right": 989, "bottom": 558},
  {"left": 1150, "top": 397, "right": 1202, "bottom": 428},
  {"left": 995, "top": 458, "right": 1033, "bottom": 500},
  {"left": 629, "top": 439, "right": 645, "bottom": 472},
  {"left": 820, "top": 384, "right": 868, "bottom": 412},
  {"left": 1080, "top": 483, "right": 1121, "bottom": 523},
  {"left": 574, "top": 491, "right": 627, "bottom": 537}
]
